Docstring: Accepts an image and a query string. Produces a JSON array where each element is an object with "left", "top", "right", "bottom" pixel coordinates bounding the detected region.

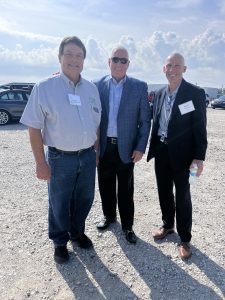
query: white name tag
[
  {"left": 178, "top": 100, "right": 195, "bottom": 115},
  {"left": 68, "top": 94, "right": 81, "bottom": 106}
]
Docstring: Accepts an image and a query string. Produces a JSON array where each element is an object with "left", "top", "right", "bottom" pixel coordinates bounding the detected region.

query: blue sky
[{"left": 0, "top": 0, "right": 225, "bottom": 88}]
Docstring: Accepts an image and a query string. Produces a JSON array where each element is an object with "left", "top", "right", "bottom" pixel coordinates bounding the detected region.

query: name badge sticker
[
  {"left": 178, "top": 100, "right": 195, "bottom": 115},
  {"left": 68, "top": 94, "right": 81, "bottom": 106}
]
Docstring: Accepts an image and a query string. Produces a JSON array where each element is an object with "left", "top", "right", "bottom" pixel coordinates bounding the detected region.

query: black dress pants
[
  {"left": 98, "top": 140, "right": 134, "bottom": 230},
  {"left": 154, "top": 139, "right": 192, "bottom": 242}
]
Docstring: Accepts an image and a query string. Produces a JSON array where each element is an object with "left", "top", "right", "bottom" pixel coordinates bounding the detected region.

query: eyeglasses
[
  {"left": 111, "top": 57, "right": 129, "bottom": 64},
  {"left": 63, "top": 52, "right": 84, "bottom": 60}
]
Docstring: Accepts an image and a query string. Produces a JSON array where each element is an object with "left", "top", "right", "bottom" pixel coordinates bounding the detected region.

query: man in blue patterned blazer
[{"left": 94, "top": 46, "right": 151, "bottom": 243}]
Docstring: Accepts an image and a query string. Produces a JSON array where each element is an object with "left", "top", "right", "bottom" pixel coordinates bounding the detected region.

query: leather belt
[
  {"left": 48, "top": 146, "right": 94, "bottom": 155},
  {"left": 107, "top": 137, "right": 117, "bottom": 144}
]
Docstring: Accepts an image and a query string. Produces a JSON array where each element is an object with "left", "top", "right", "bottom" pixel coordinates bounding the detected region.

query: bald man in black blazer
[{"left": 147, "top": 53, "right": 207, "bottom": 259}]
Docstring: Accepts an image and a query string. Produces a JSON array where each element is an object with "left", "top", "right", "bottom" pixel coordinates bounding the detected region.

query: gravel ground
[{"left": 0, "top": 108, "right": 225, "bottom": 300}]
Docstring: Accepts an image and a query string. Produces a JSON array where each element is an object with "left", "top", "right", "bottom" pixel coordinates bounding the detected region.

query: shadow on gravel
[
  {"left": 191, "top": 245, "right": 225, "bottom": 298},
  {"left": 56, "top": 246, "right": 138, "bottom": 299},
  {"left": 151, "top": 236, "right": 225, "bottom": 297},
  {"left": 114, "top": 232, "right": 223, "bottom": 300}
]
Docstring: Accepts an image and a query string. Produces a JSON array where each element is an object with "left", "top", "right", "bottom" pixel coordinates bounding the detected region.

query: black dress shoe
[
  {"left": 73, "top": 233, "right": 93, "bottom": 249},
  {"left": 124, "top": 230, "right": 137, "bottom": 244},
  {"left": 96, "top": 217, "right": 116, "bottom": 230},
  {"left": 54, "top": 245, "right": 69, "bottom": 264}
]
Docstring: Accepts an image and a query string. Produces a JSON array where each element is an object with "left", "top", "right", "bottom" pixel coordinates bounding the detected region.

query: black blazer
[{"left": 147, "top": 79, "right": 207, "bottom": 169}]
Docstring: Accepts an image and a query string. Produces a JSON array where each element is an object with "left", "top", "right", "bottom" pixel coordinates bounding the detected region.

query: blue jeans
[{"left": 47, "top": 147, "right": 96, "bottom": 246}]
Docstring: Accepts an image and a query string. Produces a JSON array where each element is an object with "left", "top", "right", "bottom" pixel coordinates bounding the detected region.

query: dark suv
[
  {"left": 0, "top": 82, "right": 35, "bottom": 91},
  {"left": 0, "top": 88, "right": 31, "bottom": 125}
]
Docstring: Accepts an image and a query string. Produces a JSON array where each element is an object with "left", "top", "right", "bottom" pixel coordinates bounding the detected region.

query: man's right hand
[{"left": 36, "top": 162, "right": 51, "bottom": 181}]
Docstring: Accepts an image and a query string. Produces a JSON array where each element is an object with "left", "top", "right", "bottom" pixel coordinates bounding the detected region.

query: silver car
[
  {"left": 211, "top": 95, "right": 225, "bottom": 109},
  {"left": 0, "top": 89, "right": 31, "bottom": 125}
]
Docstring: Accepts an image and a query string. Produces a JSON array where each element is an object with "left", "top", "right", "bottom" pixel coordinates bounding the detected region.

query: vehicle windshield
[{"left": 218, "top": 95, "right": 225, "bottom": 101}]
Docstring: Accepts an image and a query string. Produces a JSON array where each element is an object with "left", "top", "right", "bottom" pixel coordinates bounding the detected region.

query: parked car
[
  {"left": 211, "top": 95, "right": 225, "bottom": 109},
  {"left": 0, "top": 82, "right": 35, "bottom": 91},
  {"left": 0, "top": 88, "right": 31, "bottom": 125},
  {"left": 148, "top": 91, "right": 155, "bottom": 107}
]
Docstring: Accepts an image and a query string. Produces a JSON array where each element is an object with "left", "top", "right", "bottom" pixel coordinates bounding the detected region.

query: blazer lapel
[
  {"left": 170, "top": 79, "right": 188, "bottom": 119},
  {"left": 117, "top": 77, "right": 130, "bottom": 118},
  {"left": 102, "top": 77, "right": 110, "bottom": 116},
  {"left": 155, "top": 88, "right": 166, "bottom": 119}
]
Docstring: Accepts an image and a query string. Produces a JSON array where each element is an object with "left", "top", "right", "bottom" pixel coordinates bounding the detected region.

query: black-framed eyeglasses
[{"left": 111, "top": 57, "right": 129, "bottom": 64}]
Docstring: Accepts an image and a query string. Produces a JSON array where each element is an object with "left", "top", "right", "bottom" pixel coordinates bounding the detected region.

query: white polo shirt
[{"left": 20, "top": 73, "right": 101, "bottom": 151}]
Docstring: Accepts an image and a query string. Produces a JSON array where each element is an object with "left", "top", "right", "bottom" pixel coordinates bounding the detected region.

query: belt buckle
[
  {"left": 160, "top": 135, "right": 168, "bottom": 144},
  {"left": 111, "top": 138, "right": 117, "bottom": 144}
]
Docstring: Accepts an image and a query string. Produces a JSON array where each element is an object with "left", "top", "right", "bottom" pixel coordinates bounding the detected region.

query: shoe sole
[
  {"left": 96, "top": 220, "right": 116, "bottom": 230},
  {"left": 96, "top": 224, "right": 110, "bottom": 230},
  {"left": 180, "top": 251, "right": 192, "bottom": 260},
  {"left": 153, "top": 229, "right": 174, "bottom": 240}
]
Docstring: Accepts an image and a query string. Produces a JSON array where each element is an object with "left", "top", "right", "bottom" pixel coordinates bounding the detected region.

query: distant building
[
  {"left": 148, "top": 84, "right": 166, "bottom": 92},
  {"left": 148, "top": 84, "right": 218, "bottom": 100},
  {"left": 203, "top": 87, "right": 218, "bottom": 100}
]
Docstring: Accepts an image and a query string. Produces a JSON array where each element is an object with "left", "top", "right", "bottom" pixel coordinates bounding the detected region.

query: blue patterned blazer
[{"left": 94, "top": 75, "right": 151, "bottom": 163}]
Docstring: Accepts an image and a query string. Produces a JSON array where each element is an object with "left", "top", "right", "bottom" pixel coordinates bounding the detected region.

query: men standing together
[{"left": 21, "top": 35, "right": 207, "bottom": 263}]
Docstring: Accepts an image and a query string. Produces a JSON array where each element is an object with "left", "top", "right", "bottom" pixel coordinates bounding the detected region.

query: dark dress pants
[
  {"left": 98, "top": 141, "right": 134, "bottom": 230},
  {"left": 154, "top": 139, "right": 192, "bottom": 242}
]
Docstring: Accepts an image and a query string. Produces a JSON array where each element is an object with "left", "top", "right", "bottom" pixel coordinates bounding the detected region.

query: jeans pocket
[{"left": 47, "top": 149, "right": 62, "bottom": 160}]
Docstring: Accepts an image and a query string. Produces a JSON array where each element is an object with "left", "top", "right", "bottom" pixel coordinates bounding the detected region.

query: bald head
[
  {"left": 165, "top": 53, "right": 185, "bottom": 66},
  {"left": 163, "top": 52, "right": 187, "bottom": 90}
]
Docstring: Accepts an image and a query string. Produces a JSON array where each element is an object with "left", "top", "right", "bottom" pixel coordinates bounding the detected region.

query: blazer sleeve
[
  {"left": 135, "top": 82, "right": 151, "bottom": 153},
  {"left": 192, "top": 87, "right": 208, "bottom": 160}
]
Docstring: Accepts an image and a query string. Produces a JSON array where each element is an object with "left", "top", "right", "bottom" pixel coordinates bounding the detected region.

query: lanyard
[
  {"left": 163, "top": 96, "right": 173, "bottom": 125},
  {"left": 160, "top": 95, "right": 173, "bottom": 141}
]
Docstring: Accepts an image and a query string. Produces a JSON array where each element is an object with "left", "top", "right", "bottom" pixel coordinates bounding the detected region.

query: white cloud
[
  {"left": 0, "top": 43, "right": 58, "bottom": 66},
  {"left": 0, "top": 27, "right": 224, "bottom": 87},
  {"left": 0, "top": 27, "right": 60, "bottom": 44}
]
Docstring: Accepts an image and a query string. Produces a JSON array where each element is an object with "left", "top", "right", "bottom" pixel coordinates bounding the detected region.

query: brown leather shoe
[
  {"left": 179, "top": 242, "right": 192, "bottom": 259},
  {"left": 152, "top": 227, "right": 174, "bottom": 240}
]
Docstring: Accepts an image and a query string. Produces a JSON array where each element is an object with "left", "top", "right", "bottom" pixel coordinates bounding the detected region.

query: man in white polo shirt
[{"left": 20, "top": 36, "right": 101, "bottom": 264}]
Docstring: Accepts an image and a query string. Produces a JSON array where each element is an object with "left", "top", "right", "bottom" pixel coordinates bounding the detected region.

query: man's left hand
[
  {"left": 132, "top": 151, "right": 144, "bottom": 163},
  {"left": 190, "top": 159, "right": 204, "bottom": 177}
]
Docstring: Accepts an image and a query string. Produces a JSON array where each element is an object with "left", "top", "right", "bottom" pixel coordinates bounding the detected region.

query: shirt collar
[
  {"left": 60, "top": 72, "right": 83, "bottom": 88},
  {"left": 110, "top": 75, "right": 126, "bottom": 86},
  {"left": 166, "top": 83, "right": 181, "bottom": 99}
]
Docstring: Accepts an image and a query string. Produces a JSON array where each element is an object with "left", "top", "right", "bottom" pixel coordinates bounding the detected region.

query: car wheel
[{"left": 0, "top": 110, "right": 11, "bottom": 125}]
